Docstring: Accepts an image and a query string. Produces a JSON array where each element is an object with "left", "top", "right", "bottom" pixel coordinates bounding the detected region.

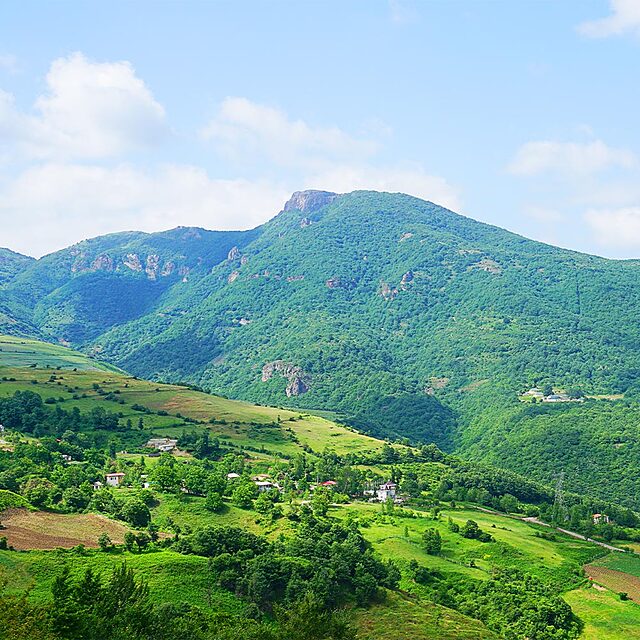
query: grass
[
  {"left": 0, "top": 344, "right": 383, "bottom": 459},
  {"left": 0, "top": 549, "right": 247, "bottom": 614},
  {"left": 591, "top": 552, "right": 640, "bottom": 578},
  {"left": 354, "top": 591, "right": 497, "bottom": 639},
  {"left": 564, "top": 585, "right": 640, "bottom": 639},
  {"left": 0, "top": 335, "right": 121, "bottom": 372},
  {"left": 336, "top": 503, "right": 601, "bottom": 589}
]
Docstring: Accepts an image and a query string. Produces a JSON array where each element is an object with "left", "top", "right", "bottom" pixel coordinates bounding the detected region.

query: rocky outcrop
[
  {"left": 123, "top": 253, "right": 143, "bottom": 272},
  {"left": 379, "top": 281, "right": 398, "bottom": 301},
  {"left": 145, "top": 254, "right": 160, "bottom": 280},
  {"left": 161, "top": 261, "right": 175, "bottom": 276},
  {"left": 91, "top": 254, "right": 114, "bottom": 272},
  {"left": 240, "top": 255, "right": 248, "bottom": 265},
  {"left": 300, "top": 217, "right": 312, "bottom": 228},
  {"left": 287, "top": 275, "right": 305, "bottom": 282},
  {"left": 283, "top": 190, "right": 339, "bottom": 214},
  {"left": 228, "top": 270, "right": 240, "bottom": 283},
  {"left": 227, "top": 246, "right": 241, "bottom": 261},
  {"left": 470, "top": 258, "right": 502, "bottom": 275},
  {"left": 261, "top": 360, "right": 310, "bottom": 396},
  {"left": 400, "top": 271, "right": 414, "bottom": 290}
]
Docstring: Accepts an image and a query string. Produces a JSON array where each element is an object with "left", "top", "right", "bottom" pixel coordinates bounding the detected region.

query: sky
[{"left": 1, "top": 0, "right": 640, "bottom": 259}]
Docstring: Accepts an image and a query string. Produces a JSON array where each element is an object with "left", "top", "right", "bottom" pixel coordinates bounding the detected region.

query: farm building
[
  {"left": 146, "top": 438, "right": 178, "bottom": 453},
  {"left": 376, "top": 481, "right": 397, "bottom": 502},
  {"left": 105, "top": 472, "right": 125, "bottom": 487}
]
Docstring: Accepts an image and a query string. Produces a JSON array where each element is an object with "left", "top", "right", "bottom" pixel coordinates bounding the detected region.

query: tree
[
  {"left": 205, "top": 491, "right": 224, "bottom": 513},
  {"left": 461, "top": 519, "right": 481, "bottom": 539},
  {"left": 311, "top": 488, "right": 330, "bottom": 517},
  {"left": 232, "top": 481, "right": 258, "bottom": 509},
  {"left": 98, "top": 533, "right": 112, "bottom": 552},
  {"left": 124, "top": 531, "right": 136, "bottom": 552},
  {"left": 422, "top": 528, "right": 442, "bottom": 555},
  {"left": 120, "top": 499, "right": 151, "bottom": 528}
]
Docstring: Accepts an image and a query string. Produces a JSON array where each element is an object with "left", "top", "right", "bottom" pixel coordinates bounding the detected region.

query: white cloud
[
  {"left": 201, "top": 97, "right": 378, "bottom": 170},
  {"left": 524, "top": 206, "right": 566, "bottom": 224},
  {"left": 508, "top": 139, "right": 637, "bottom": 176},
  {"left": 308, "top": 164, "right": 462, "bottom": 211},
  {"left": 0, "top": 52, "right": 167, "bottom": 159},
  {"left": 0, "top": 163, "right": 288, "bottom": 257},
  {"left": 578, "top": 0, "right": 640, "bottom": 38},
  {"left": 584, "top": 207, "right": 640, "bottom": 247}
]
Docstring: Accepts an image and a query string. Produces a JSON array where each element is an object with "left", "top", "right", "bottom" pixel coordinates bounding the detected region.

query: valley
[{"left": 1, "top": 336, "right": 640, "bottom": 638}]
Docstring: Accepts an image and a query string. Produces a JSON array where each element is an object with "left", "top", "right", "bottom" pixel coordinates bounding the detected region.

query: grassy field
[
  {"left": 564, "top": 586, "right": 640, "bottom": 639},
  {"left": 336, "top": 503, "right": 602, "bottom": 588},
  {"left": 0, "top": 548, "right": 247, "bottom": 614},
  {"left": 354, "top": 591, "right": 497, "bottom": 640},
  {"left": 0, "top": 509, "right": 130, "bottom": 550},
  {"left": 0, "top": 335, "right": 121, "bottom": 372},
  {"left": 0, "top": 337, "right": 383, "bottom": 459}
]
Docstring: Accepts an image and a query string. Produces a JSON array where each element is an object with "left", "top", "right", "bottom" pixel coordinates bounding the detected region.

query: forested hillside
[{"left": 4, "top": 191, "right": 640, "bottom": 506}]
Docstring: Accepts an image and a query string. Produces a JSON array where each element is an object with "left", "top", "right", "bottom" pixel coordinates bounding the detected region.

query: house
[
  {"left": 321, "top": 480, "right": 338, "bottom": 488},
  {"left": 376, "top": 481, "right": 397, "bottom": 502},
  {"left": 252, "top": 474, "right": 270, "bottom": 481},
  {"left": 255, "top": 480, "right": 275, "bottom": 493},
  {"left": 523, "top": 388, "right": 543, "bottom": 398},
  {"left": 105, "top": 472, "right": 125, "bottom": 487},
  {"left": 227, "top": 472, "right": 241, "bottom": 480},
  {"left": 544, "top": 393, "right": 570, "bottom": 403},
  {"left": 593, "top": 513, "right": 610, "bottom": 525},
  {"left": 61, "top": 454, "right": 73, "bottom": 462},
  {"left": 92, "top": 481, "right": 103, "bottom": 490},
  {"left": 146, "top": 438, "right": 178, "bottom": 453}
]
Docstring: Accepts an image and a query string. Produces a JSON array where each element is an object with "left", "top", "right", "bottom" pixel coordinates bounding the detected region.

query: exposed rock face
[
  {"left": 161, "top": 261, "right": 175, "bottom": 276},
  {"left": 300, "top": 217, "right": 312, "bottom": 228},
  {"left": 145, "top": 254, "right": 160, "bottom": 280},
  {"left": 287, "top": 275, "right": 305, "bottom": 282},
  {"left": 400, "top": 271, "right": 414, "bottom": 290},
  {"left": 261, "top": 360, "right": 310, "bottom": 396},
  {"left": 228, "top": 270, "right": 240, "bottom": 283},
  {"left": 283, "top": 190, "right": 339, "bottom": 214},
  {"left": 240, "top": 255, "right": 248, "bottom": 265},
  {"left": 379, "top": 280, "right": 398, "bottom": 301},
  {"left": 228, "top": 246, "right": 240, "bottom": 261},
  {"left": 326, "top": 277, "right": 341, "bottom": 289},
  {"left": 91, "top": 254, "right": 114, "bottom": 271},
  {"left": 471, "top": 258, "right": 502, "bottom": 275},
  {"left": 399, "top": 232, "right": 414, "bottom": 242},
  {"left": 123, "top": 253, "right": 143, "bottom": 272}
]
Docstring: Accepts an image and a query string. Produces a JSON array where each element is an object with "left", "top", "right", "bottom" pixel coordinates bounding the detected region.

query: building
[
  {"left": 593, "top": 513, "right": 610, "bottom": 525},
  {"left": 146, "top": 438, "right": 178, "bottom": 453},
  {"left": 320, "top": 480, "right": 338, "bottom": 488},
  {"left": 255, "top": 480, "right": 275, "bottom": 493},
  {"left": 92, "top": 481, "right": 103, "bottom": 490},
  {"left": 376, "top": 481, "right": 397, "bottom": 502},
  {"left": 227, "top": 472, "right": 241, "bottom": 480},
  {"left": 105, "top": 472, "right": 126, "bottom": 487}
]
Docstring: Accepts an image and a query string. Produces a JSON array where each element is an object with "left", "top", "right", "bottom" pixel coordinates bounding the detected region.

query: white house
[
  {"left": 376, "top": 481, "right": 397, "bottom": 502},
  {"left": 92, "top": 481, "right": 103, "bottom": 490},
  {"left": 227, "top": 472, "right": 241, "bottom": 480},
  {"left": 146, "top": 438, "right": 178, "bottom": 452},
  {"left": 255, "top": 480, "right": 275, "bottom": 493},
  {"left": 593, "top": 513, "right": 610, "bottom": 525},
  {"left": 105, "top": 472, "right": 126, "bottom": 487}
]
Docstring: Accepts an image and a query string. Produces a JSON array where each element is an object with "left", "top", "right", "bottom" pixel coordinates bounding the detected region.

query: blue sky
[{"left": 1, "top": 0, "right": 640, "bottom": 258}]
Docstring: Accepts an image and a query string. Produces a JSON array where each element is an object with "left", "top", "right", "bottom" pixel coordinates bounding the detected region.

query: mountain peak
[{"left": 283, "top": 190, "right": 339, "bottom": 213}]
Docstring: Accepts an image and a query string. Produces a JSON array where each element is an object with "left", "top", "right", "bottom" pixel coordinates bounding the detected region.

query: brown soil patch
[
  {"left": 585, "top": 564, "right": 640, "bottom": 602},
  {"left": 1, "top": 509, "right": 129, "bottom": 550}
]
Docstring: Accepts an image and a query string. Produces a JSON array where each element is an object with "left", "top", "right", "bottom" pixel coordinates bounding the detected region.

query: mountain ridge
[{"left": 4, "top": 190, "right": 640, "bottom": 506}]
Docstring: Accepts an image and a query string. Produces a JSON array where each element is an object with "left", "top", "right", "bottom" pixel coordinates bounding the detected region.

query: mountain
[
  {"left": 4, "top": 190, "right": 640, "bottom": 506},
  {"left": 1, "top": 226, "right": 259, "bottom": 345}
]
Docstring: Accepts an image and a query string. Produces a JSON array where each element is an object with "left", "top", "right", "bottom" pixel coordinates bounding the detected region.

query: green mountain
[{"left": 4, "top": 190, "right": 640, "bottom": 506}]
